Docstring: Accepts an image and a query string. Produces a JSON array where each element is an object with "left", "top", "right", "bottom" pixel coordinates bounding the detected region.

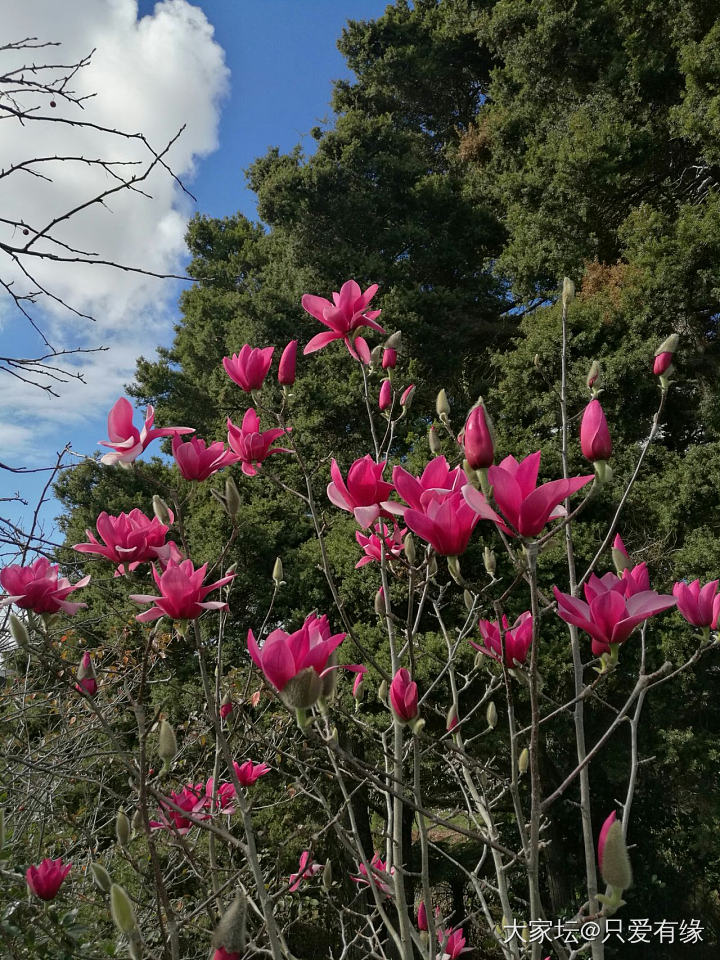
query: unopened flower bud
[
  {"left": 90, "top": 862, "right": 112, "bottom": 893},
  {"left": 382, "top": 348, "right": 397, "bottom": 369},
  {"left": 272, "top": 557, "right": 285, "bottom": 586},
  {"left": 224, "top": 476, "right": 242, "bottom": 520},
  {"left": 486, "top": 701, "right": 497, "bottom": 729},
  {"left": 599, "top": 817, "right": 632, "bottom": 891},
  {"left": 116, "top": 810, "right": 131, "bottom": 846},
  {"left": 611, "top": 533, "right": 631, "bottom": 574},
  {"left": 212, "top": 892, "right": 248, "bottom": 954},
  {"left": 374, "top": 588, "right": 386, "bottom": 616},
  {"left": 446, "top": 704, "right": 458, "bottom": 732},
  {"left": 110, "top": 883, "right": 137, "bottom": 934},
  {"left": 379, "top": 378, "right": 392, "bottom": 412},
  {"left": 322, "top": 859, "right": 333, "bottom": 891},
  {"left": 447, "top": 555, "right": 462, "bottom": 584},
  {"left": 132, "top": 809, "right": 144, "bottom": 832},
  {"left": 157, "top": 720, "right": 177, "bottom": 763},
  {"left": 9, "top": 613, "right": 30, "bottom": 648},
  {"left": 152, "top": 495, "right": 172, "bottom": 526},
  {"left": 429, "top": 425, "right": 442, "bottom": 454},
  {"left": 400, "top": 384, "right": 415, "bottom": 407},
  {"left": 385, "top": 331, "right": 402, "bottom": 350},
  {"left": 483, "top": 547, "right": 496, "bottom": 578},
  {"left": 378, "top": 679, "right": 388, "bottom": 705},
  {"left": 404, "top": 533, "right": 416, "bottom": 565},
  {"left": 426, "top": 555, "right": 438, "bottom": 578},
  {"left": 463, "top": 589, "right": 474, "bottom": 612},
  {"left": 518, "top": 747, "right": 529, "bottom": 775},
  {"left": 370, "top": 344, "right": 384, "bottom": 365},
  {"left": 127, "top": 932, "right": 143, "bottom": 960},
  {"left": 586, "top": 360, "right": 600, "bottom": 391},
  {"left": 436, "top": 389, "right": 450, "bottom": 419},
  {"left": 562, "top": 276, "right": 575, "bottom": 308}
]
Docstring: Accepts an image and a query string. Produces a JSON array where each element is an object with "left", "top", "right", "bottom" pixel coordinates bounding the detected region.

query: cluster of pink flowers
[
  {"left": 355, "top": 522, "right": 407, "bottom": 568},
  {"left": 471, "top": 612, "right": 533, "bottom": 668}
]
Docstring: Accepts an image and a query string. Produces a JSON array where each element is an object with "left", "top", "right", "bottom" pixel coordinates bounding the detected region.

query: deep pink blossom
[
  {"left": 355, "top": 522, "right": 407, "bottom": 568},
  {"left": 379, "top": 378, "right": 392, "bottom": 411},
  {"left": 232, "top": 760, "right": 271, "bottom": 787},
  {"left": 75, "top": 651, "right": 97, "bottom": 696},
  {"left": 73, "top": 508, "right": 173, "bottom": 575},
  {"left": 351, "top": 853, "right": 394, "bottom": 897},
  {"left": 461, "top": 403, "right": 494, "bottom": 470},
  {"left": 247, "top": 613, "right": 346, "bottom": 708},
  {"left": 400, "top": 384, "right": 415, "bottom": 406},
  {"left": 227, "top": 409, "right": 289, "bottom": 476},
  {"left": 389, "top": 668, "right": 418, "bottom": 723},
  {"left": 219, "top": 700, "right": 233, "bottom": 720},
  {"left": 149, "top": 785, "right": 208, "bottom": 834},
  {"left": 580, "top": 399, "right": 612, "bottom": 462},
  {"left": 98, "top": 397, "right": 193, "bottom": 467},
  {"left": 672, "top": 579, "right": 720, "bottom": 628},
  {"left": 289, "top": 850, "right": 323, "bottom": 891},
  {"left": 392, "top": 457, "right": 467, "bottom": 512},
  {"left": 129, "top": 559, "right": 234, "bottom": 623},
  {"left": 465, "top": 451, "right": 594, "bottom": 538},
  {"left": 597, "top": 811, "right": 616, "bottom": 871},
  {"left": 438, "top": 927, "right": 469, "bottom": 959},
  {"left": 26, "top": 858, "right": 71, "bottom": 900},
  {"left": 583, "top": 564, "right": 650, "bottom": 603},
  {"left": 214, "top": 948, "right": 241, "bottom": 960},
  {"left": 554, "top": 585, "right": 676, "bottom": 656},
  {"left": 222, "top": 345, "right": 274, "bottom": 392},
  {"left": 302, "top": 279, "right": 384, "bottom": 362},
  {"left": 653, "top": 352, "right": 673, "bottom": 375},
  {"left": 278, "top": 339, "right": 298, "bottom": 385},
  {"left": 0, "top": 557, "right": 89, "bottom": 616},
  {"left": 382, "top": 347, "right": 397, "bottom": 369},
  {"left": 328, "top": 456, "right": 396, "bottom": 528},
  {"left": 418, "top": 901, "right": 428, "bottom": 931},
  {"left": 172, "top": 436, "right": 237, "bottom": 481},
  {"left": 203, "top": 778, "right": 237, "bottom": 814},
  {"left": 470, "top": 612, "right": 533, "bottom": 667},
  {"left": 403, "top": 489, "right": 491, "bottom": 556}
]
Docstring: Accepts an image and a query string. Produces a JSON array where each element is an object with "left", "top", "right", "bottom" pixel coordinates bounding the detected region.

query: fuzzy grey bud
[
  {"left": 486, "top": 701, "right": 497, "bottom": 729},
  {"left": 152, "top": 495, "right": 172, "bottom": 526},
  {"left": 116, "top": 809, "right": 131, "bottom": 847},
  {"left": 110, "top": 883, "right": 137, "bottom": 934},
  {"left": 90, "top": 862, "right": 112, "bottom": 893},
  {"left": 9, "top": 613, "right": 30, "bottom": 648},
  {"left": 224, "top": 476, "right": 242, "bottom": 520},
  {"left": 157, "top": 720, "right": 177, "bottom": 763}
]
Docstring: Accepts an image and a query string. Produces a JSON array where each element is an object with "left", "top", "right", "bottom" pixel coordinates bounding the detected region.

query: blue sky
[{"left": 2, "top": 0, "right": 388, "bottom": 552}]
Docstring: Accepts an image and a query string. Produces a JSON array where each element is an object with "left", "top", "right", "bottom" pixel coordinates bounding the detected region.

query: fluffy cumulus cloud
[{"left": 0, "top": 0, "right": 228, "bottom": 463}]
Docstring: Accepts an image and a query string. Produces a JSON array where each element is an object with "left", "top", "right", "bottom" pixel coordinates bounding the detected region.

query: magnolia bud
[
  {"left": 272, "top": 557, "right": 285, "bottom": 586},
  {"left": 370, "top": 344, "right": 383, "bottom": 365},
  {"left": 562, "top": 277, "right": 575, "bottom": 308},
  {"left": 152, "top": 495, "right": 172, "bottom": 525},
  {"left": 374, "top": 588, "right": 386, "bottom": 616},
  {"left": 518, "top": 747, "right": 529, "bottom": 775},
  {"left": 404, "top": 533, "right": 416, "bottom": 565},
  {"left": 127, "top": 932, "right": 143, "bottom": 960},
  {"left": 655, "top": 333, "right": 679, "bottom": 357},
  {"left": 116, "top": 810, "right": 131, "bottom": 846},
  {"left": 436, "top": 389, "right": 450, "bottom": 419},
  {"left": 486, "top": 701, "right": 497, "bottom": 729},
  {"left": 600, "top": 820, "right": 633, "bottom": 891},
  {"left": 385, "top": 331, "right": 402, "bottom": 350},
  {"left": 483, "top": 547, "right": 496, "bottom": 578},
  {"left": 213, "top": 893, "right": 248, "bottom": 953},
  {"left": 90, "top": 862, "right": 112, "bottom": 893},
  {"left": 446, "top": 704, "right": 458, "bottom": 732},
  {"left": 157, "top": 720, "right": 177, "bottom": 763},
  {"left": 474, "top": 651, "right": 484, "bottom": 670},
  {"left": 428, "top": 425, "right": 442, "bottom": 454},
  {"left": 224, "top": 476, "right": 242, "bottom": 520},
  {"left": 447, "top": 555, "right": 462, "bottom": 584},
  {"left": 426, "top": 555, "right": 438, "bottom": 578},
  {"left": 463, "top": 589, "right": 474, "bottom": 612},
  {"left": 9, "top": 613, "right": 29, "bottom": 648},
  {"left": 400, "top": 384, "right": 415, "bottom": 408},
  {"left": 322, "top": 859, "right": 333, "bottom": 891},
  {"left": 378, "top": 679, "right": 388, "bottom": 705},
  {"left": 110, "top": 883, "right": 137, "bottom": 934},
  {"left": 132, "top": 809, "right": 144, "bottom": 832},
  {"left": 586, "top": 360, "right": 600, "bottom": 391}
]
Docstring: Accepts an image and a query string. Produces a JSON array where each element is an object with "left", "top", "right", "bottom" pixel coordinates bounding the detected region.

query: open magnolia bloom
[
  {"left": 302, "top": 279, "right": 384, "bottom": 362},
  {"left": 98, "top": 397, "right": 193, "bottom": 467}
]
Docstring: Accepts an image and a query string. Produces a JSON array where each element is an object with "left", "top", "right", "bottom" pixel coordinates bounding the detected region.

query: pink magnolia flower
[
  {"left": 0, "top": 557, "right": 89, "bottom": 616},
  {"left": 465, "top": 451, "right": 594, "bottom": 538},
  {"left": 26, "top": 857, "right": 71, "bottom": 900},
  {"left": 460, "top": 402, "right": 494, "bottom": 470},
  {"left": 400, "top": 384, "right": 415, "bottom": 406},
  {"left": 214, "top": 948, "right": 241, "bottom": 960},
  {"left": 437, "top": 927, "right": 469, "bottom": 959},
  {"left": 219, "top": 700, "right": 233, "bottom": 720},
  {"left": 382, "top": 347, "right": 397, "bottom": 369},
  {"left": 612, "top": 533, "right": 631, "bottom": 573},
  {"left": 653, "top": 334, "right": 679, "bottom": 376},
  {"left": 149, "top": 785, "right": 208, "bottom": 834},
  {"left": 583, "top": 564, "right": 651, "bottom": 603},
  {"left": 278, "top": 340, "right": 298, "bottom": 385},
  {"left": 233, "top": 759, "right": 271, "bottom": 787},
  {"left": 353, "top": 665, "right": 367, "bottom": 698},
  {"left": 418, "top": 901, "right": 428, "bottom": 931},
  {"left": 392, "top": 456, "right": 467, "bottom": 512},
  {"left": 389, "top": 668, "right": 419, "bottom": 723},
  {"left": 129, "top": 559, "right": 234, "bottom": 623},
  {"left": 73, "top": 508, "right": 173, "bottom": 576},
  {"left": 98, "top": 397, "right": 193, "bottom": 467},
  {"left": 247, "top": 612, "right": 346, "bottom": 708},
  {"left": 222, "top": 345, "right": 274, "bottom": 392},
  {"left": 351, "top": 853, "right": 394, "bottom": 897},
  {"left": 672, "top": 579, "right": 720, "bottom": 628},
  {"left": 172, "top": 436, "right": 237, "bottom": 481},
  {"left": 302, "top": 279, "right": 384, "bottom": 362},
  {"left": 227, "top": 409, "right": 289, "bottom": 476},
  {"left": 580, "top": 399, "right": 612, "bottom": 462},
  {"left": 403, "top": 488, "right": 494, "bottom": 557},
  {"left": 289, "top": 850, "right": 323, "bottom": 891},
  {"left": 328, "top": 456, "right": 397, "bottom": 528},
  {"left": 597, "top": 811, "right": 617, "bottom": 871},
  {"left": 203, "top": 778, "right": 237, "bottom": 814},
  {"left": 554, "top": 584, "right": 676, "bottom": 656},
  {"left": 470, "top": 612, "right": 533, "bottom": 667},
  {"left": 355, "top": 522, "right": 407, "bottom": 568},
  {"left": 75, "top": 651, "right": 97, "bottom": 696},
  {"left": 379, "top": 378, "right": 392, "bottom": 411}
]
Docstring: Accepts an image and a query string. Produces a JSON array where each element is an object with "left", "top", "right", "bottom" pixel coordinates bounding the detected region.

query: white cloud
[{"left": 0, "top": 0, "right": 229, "bottom": 463}]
